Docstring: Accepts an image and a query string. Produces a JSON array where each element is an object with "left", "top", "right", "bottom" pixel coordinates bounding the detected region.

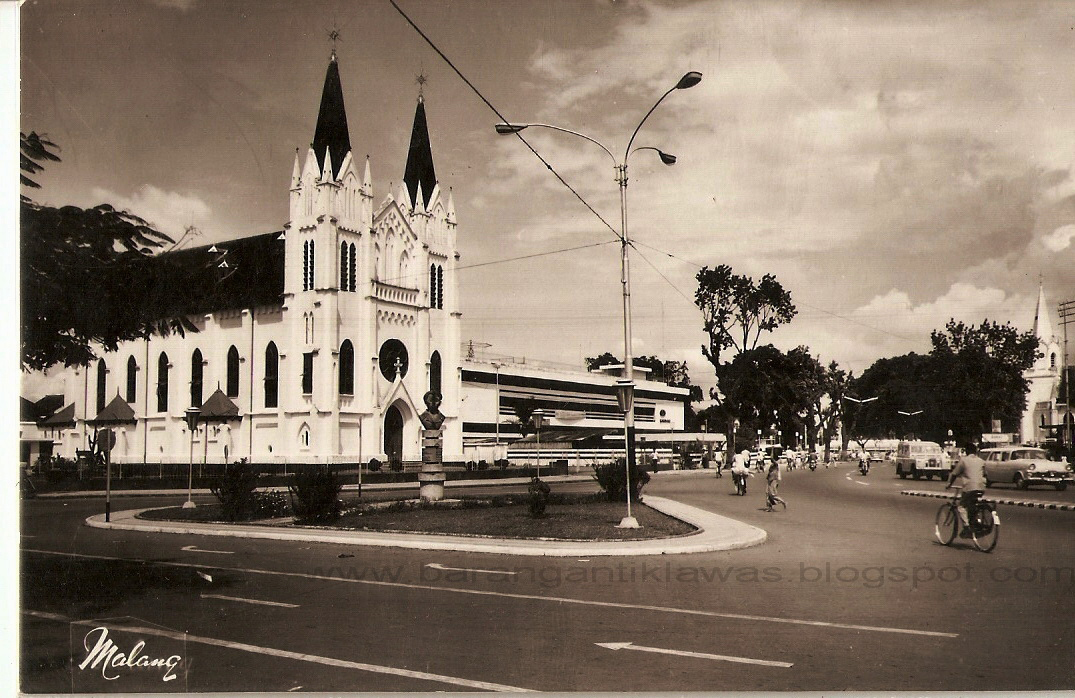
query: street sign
[{"left": 981, "top": 432, "right": 1014, "bottom": 443}]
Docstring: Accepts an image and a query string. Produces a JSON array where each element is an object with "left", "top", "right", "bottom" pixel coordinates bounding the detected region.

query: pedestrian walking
[{"left": 765, "top": 460, "right": 787, "bottom": 511}]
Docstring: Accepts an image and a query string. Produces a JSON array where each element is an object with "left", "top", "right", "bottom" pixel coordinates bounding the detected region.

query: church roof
[
  {"left": 90, "top": 394, "right": 137, "bottom": 425},
  {"left": 312, "top": 54, "right": 352, "bottom": 180},
  {"left": 154, "top": 231, "right": 285, "bottom": 316},
  {"left": 403, "top": 96, "right": 438, "bottom": 209},
  {"left": 199, "top": 388, "right": 241, "bottom": 421},
  {"left": 41, "top": 403, "right": 76, "bottom": 428}
]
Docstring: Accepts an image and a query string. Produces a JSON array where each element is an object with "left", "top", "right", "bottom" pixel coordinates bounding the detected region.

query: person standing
[{"left": 765, "top": 460, "right": 787, "bottom": 511}]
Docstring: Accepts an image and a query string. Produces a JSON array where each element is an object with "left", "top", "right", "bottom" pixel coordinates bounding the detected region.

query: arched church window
[
  {"left": 96, "top": 359, "right": 107, "bottom": 415},
  {"left": 264, "top": 342, "right": 279, "bottom": 408},
  {"left": 1051, "top": 352, "right": 1057, "bottom": 369},
  {"left": 191, "top": 349, "right": 204, "bottom": 408},
  {"left": 340, "top": 242, "right": 349, "bottom": 291},
  {"left": 349, "top": 243, "right": 356, "bottom": 292},
  {"left": 430, "top": 264, "right": 437, "bottom": 308},
  {"left": 299, "top": 424, "right": 311, "bottom": 449},
  {"left": 226, "top": 346, "right": 240, "bottom": 398},
  {"left": 126, "top": 356, "right": 137, "bottom": 404},
  {"left": 429, "top": 351, "right": 442, "bottom": 396},
  {"left": 437, "top": 264, "right": 444, "bottom": 309},
  {"left": 339, "top": 339, "right": 355, "bottom": 395},
  {"left": 303, "top": 239, "right": 316, "bottom": 291},
  {"left": 157, "top": 352, "right": 170, "bottom": 413},
  {"left": 378, "top": 339, "right": 409, "bottom": 382}
]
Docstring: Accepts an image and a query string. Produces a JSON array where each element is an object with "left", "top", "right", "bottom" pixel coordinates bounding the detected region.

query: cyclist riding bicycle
[{"left": 946, "top": 442, "right": 986, "bottom": 537}]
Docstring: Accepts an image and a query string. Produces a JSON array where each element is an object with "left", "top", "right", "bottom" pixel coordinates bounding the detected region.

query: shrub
[
  {"left": 592, "top": 458, "right": 650, "bottom": 502},
  {"left": 289, "top": 467, "right": 343, "bottom": 523},
  {"left": 367, "top": 458, "right": 382, "bottom": 473},
  {"left": 527, "top": 477, "right": 551, "bottom": 518},
  {"left": 251, "top": 490, "right": 291, "bottom": 519},
  {"left": 477, "top": 460, "right": 489, "bottom": 471},
  {"left": 210, "top": 460, "right": 262, "bottom": 521}
]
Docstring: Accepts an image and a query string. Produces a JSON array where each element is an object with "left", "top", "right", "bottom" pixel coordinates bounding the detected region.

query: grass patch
[
  {"left": 137, "top": 492, "right": 698, "bottom": 541},
  {"left": 326, "top": 499, "right": 695, "bottom": 541}
]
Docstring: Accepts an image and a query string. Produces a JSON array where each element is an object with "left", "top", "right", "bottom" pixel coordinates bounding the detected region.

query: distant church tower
[
  {"left": 1020, "top": 283, "right": 1063, "bottom": 444},
  {"left": 284, "top": 52, "right": 462, "bottom": 465}
]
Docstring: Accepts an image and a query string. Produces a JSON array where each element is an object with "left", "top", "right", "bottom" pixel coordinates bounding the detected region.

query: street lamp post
[
  {"left": 183, "top": 407, "right": 201, "bottom": 509},
  {"left": 495, "top": 70, "right": 702, "bottom": 529}
]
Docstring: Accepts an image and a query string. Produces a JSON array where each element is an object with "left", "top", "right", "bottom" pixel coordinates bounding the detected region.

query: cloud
[
  {"left": 86, "top": 185, "right": 212, "bottom": 240},
  {"left": 1042, "top": 224, "right": 1075, "bottom": 252}
]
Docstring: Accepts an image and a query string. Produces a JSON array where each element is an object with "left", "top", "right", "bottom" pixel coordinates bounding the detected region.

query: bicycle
[{"left": 934, "top": 488, "right": 999, "bottom": 552}]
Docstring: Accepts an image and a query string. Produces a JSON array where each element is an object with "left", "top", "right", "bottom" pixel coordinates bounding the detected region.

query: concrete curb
[
  {"left": 85, "top": 495, "right": 767, "bottom": 557},
  {"left": 901, "top": 490, "right": 1075, "bottom": 512}
]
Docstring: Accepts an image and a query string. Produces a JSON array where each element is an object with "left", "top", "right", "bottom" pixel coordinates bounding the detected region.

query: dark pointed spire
[
  {"left": 403, "top": 94, "right": 437, "bottom": 209},
  {"left": 312, "top": 54, "right": 351, "bottom": 180}
]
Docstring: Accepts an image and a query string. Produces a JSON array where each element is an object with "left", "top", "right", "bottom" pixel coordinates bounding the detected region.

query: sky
[{"left": 17, "top": 0, "right": 1075, "bottom": 400}]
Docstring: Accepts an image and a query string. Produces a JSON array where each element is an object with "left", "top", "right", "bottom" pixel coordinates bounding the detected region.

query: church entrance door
[{"left": 384, "top": 405, "right": 404, "bottom": 469}]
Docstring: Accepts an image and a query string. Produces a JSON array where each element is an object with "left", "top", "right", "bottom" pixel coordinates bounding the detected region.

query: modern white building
[{"left": 30, "top": 52, "right": 687, "bottom": 469}]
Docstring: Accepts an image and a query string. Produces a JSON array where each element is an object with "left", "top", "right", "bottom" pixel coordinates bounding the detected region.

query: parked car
[
  {"left": 980, "top": 446, "right": 1073, "bottom": 491},
  {"left": 893, "top": 440, "right": 949, "bottom": 480}
]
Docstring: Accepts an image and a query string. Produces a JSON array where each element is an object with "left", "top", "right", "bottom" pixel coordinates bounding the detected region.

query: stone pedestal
[{"left": 418, "top": 428, "right": 445, "bottom": 502}]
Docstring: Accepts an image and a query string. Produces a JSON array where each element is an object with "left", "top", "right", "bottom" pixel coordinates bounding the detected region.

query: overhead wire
[{"left": 387, "top": 0, "right": 622, "bottom": 245}]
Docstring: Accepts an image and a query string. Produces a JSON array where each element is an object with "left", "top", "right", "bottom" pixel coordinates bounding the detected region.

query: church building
[
  {"left": 34, "top": 52, "right": 688, "bottom": 470},
  {"left": 1020, "top": 283, "right": 1070, "bottom": 446}
]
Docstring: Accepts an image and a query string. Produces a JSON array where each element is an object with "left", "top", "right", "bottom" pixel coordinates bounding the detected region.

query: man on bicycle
[{"left": 946, "top": 442, "right": 986, "bottom": 536}]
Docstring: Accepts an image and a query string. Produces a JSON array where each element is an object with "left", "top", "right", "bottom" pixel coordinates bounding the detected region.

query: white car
[{"left": 980, "top": 447, "right": 1073, "bottom": 491}]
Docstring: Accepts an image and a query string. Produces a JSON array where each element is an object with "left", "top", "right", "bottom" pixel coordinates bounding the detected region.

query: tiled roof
[
  {"left": 200, "top": 388, "right": 241, "bottom": 421},
  {"left": 153, "top": 231, "right": 285, "bottom": 316},
  {"left": 90, "top": 395, "right": 137, "bottom": 425}
]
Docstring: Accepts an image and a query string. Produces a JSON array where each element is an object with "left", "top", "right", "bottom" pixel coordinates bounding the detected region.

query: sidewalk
[{"left": 85, "top": 494, "right": 767, "bottom": 557}]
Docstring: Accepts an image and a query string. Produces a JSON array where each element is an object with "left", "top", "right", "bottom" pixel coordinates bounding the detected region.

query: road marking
[
  {"left": 182, "top": 544, "right": 234, "bottom": 554},
  {"left": 853, "top": 480, "right": 870, "bottom": 486},
  {"left": 25, "top": 549, "right": 957, "bottom": 638},
  {"left": 596, "top": 641, "right": 793, "bottom": 668},
  {"left": 202, "top": 593, "right": 300, "bottom": 608},
  {"left": 425, "top": 562, "right": 517, "bottom": 576},
  {"left": 22, "top": 610, "right": 532, "bottom": 692}
]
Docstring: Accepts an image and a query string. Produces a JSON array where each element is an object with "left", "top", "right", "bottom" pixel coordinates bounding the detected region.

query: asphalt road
[{"left": 20, "top": 462, "right": 1075, "bottom": 692}]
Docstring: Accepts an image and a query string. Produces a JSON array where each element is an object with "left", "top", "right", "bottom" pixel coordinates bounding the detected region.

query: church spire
[
  {"left": 311, "top": 52, "right": 351, "bottom": 180},
  {"left": 403, "top": 85, "right": 437, "bottom": 210},
  {"left": 1033, "top": 280, "right": 1054, "bottom": 343}
]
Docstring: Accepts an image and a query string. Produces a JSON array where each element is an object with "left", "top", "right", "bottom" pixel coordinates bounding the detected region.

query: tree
[
  {"left": 816, "top": 361, "right": 848, "bottom": 461},
  {"left": 20, "top": 132, "right": 203, "bottom": 371},
  {"left": 928, "top": 319, "right": 1039, "bottom": 443},
  {"left": 694, "top": 265, "right": 796, "bottom": 459}
]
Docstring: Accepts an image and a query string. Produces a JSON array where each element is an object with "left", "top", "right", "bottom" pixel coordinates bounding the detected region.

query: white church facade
[
  {"left": 33, "top": 53, "right": 688, "bottom": 469},
  {"left": 1020, "top": 284, "right": 1070, "bottom": 446}
]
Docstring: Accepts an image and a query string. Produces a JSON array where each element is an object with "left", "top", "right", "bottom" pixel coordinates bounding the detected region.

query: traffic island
[{"left": 86, "top": 495, "right": 767, "bottom": 556}]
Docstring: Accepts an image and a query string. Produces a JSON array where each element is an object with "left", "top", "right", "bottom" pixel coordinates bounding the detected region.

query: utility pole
[{"left": 1059, "top": 299, "right": 1075, "bottom": 449}]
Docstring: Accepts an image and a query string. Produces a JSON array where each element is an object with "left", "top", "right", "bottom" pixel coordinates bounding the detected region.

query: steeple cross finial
[
  {"left": 415, "top": 72, "right": 428, "bottom": 99},
  {"left": 328, "top": 25, "right": 342, "bottom": 59}
]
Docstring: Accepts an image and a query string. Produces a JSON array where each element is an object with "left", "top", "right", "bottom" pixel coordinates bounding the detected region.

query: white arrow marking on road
[
  {"left": 426, "top": 562, "right": 517, "bottom": 576},
  {"left": 202, "top": 593, "right": 299, "bottom": 608},
  {"left": 182, "top": 544, "right": 234, "bottom": 554},
  {"left": 596, "top": 642, "right": 793, "bottom": 668}
]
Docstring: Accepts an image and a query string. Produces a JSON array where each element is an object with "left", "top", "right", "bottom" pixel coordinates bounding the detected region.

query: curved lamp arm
[
  {"left": 495, "top": 122, "right": 616, "bottom": 165},
  {"left": 624, "top": 71, "right": 703, "bottom": 161}
]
